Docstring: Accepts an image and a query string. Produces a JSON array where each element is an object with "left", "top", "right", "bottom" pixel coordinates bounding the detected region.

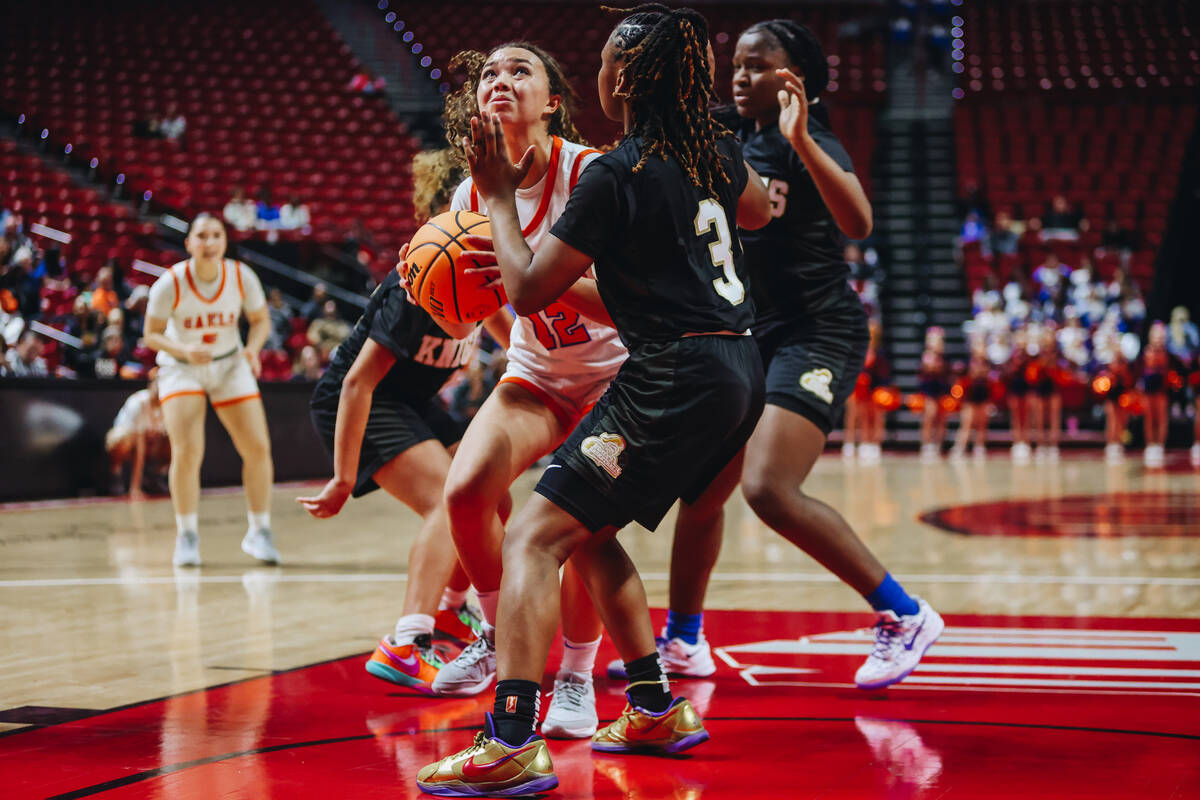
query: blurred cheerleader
[
  {"left": 1005, "top": 327, "right": 1033, "bottom": 463},
  {"left": 950, "top": 337, "right": 992, "bottom": 461},
  {"left": 1166, "top": 307, "right": 1200, "bottom": 465},
  {"left": 917, "top": 326, "right": 950, "bottom": 462},
  {"left": 845, "top": 319, "right": 892, "bottom": 463},
  {"left": 1091, "top": 330, "right": 1134, "bottom": 464},
  {"left": 1027, "top": 326, "right": 1063, "bottom": 462},
  {"left": 1140, "top": 321, "right": 1169, "bottom": 468}
]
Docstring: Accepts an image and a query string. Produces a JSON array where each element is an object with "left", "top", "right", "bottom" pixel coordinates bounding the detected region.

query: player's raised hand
[
  {"left": 460, "top": 233, "right": 504, "bottom": 292},
  {"left": 464, "top": 111, "right": 534, "bottom": 202},
  {"left": 776, "top": 68, "right": 810, "bottom": 145},
  {"left": 296, "top": 477, "right": 352, "bottom": 519}
]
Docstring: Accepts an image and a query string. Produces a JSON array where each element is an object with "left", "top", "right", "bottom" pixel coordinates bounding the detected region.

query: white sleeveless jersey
[
  {"left": 451, "top": 137, "right": 627, "bottom": 379},
  {"left": 146, "top": 259, "right": 266, "bottom": 367}
]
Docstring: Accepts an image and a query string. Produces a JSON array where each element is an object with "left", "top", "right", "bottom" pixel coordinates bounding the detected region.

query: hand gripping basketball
[{"left": 399, "top": 210, "right": 507, "bottom": 323}]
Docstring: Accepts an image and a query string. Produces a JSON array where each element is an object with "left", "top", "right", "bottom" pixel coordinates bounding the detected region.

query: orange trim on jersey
[
  {"left": 185, "top": 259, "right": 227, "bottom": 304},
  {"left": 159, "top": 389, "right": 206, "bottom": 404},
  {"left": 170, "top": 268, "right": 181, "bottom": 311},
  {"left": 569, "top": 148, "right": 603, "bottom": 190},
  {"left": 235, "top": 260, "right": 245, "bottom": 301},
  {"left": 522, "top": 136, "right": 563, "bottom": 237},
  {"left": 498, "top": 375, "right": 576, "bottom": 430},
  {"left": 469, "top": 185, "right": 479, "bottom": 213},
  {"left": 212, "top": 392, "right": 261, "bottom": 409}
]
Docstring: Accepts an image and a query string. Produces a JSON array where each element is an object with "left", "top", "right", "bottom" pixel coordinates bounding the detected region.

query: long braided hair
[
  {"left": 606, "top": 4, "right": 729, "bottom": 196},
  {"left": 442, "top": 42, "right": 587, "bottom": 161}
]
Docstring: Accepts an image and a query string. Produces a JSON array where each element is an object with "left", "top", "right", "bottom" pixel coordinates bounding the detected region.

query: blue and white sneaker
[{"left": 855, "top": 597, "right": 944, "bottom": 689}]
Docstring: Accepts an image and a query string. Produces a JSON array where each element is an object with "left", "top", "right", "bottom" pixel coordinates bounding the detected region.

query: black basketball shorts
[
  {"left": 754, "top": 290, "right": 870, "bottom": 436},
  {"left": 310, "top": 396, "right": 463, "bottom": 498},
  {"left": 535, "top": 334, "right": 765, "bottom": 533}
]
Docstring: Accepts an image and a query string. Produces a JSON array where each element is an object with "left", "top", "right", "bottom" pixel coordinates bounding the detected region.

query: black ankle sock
[
  {"left": 492, "top": 679, "right": 541, "bottom": 744},
  {"left": 623, "top": 652, "right": 672, "bottom": 712}
]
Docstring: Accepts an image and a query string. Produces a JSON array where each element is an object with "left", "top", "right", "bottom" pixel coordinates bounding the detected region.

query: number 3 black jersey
[
  {"left": 550, "top": 134, "right": 754, "bottom": 350},
  {"left": 736, "top": 115, "right": 856, "bottom": 318}
]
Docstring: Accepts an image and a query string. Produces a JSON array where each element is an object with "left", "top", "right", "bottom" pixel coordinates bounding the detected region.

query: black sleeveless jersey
[
  {"left": 736, "top": 115, "right": 856, "bottom": 318},
  {"left": 310, "top": 270, "right": 479, "bottom": 408},
  {"left": 550, "top": 134, "right": 754, "bottom": 350}
]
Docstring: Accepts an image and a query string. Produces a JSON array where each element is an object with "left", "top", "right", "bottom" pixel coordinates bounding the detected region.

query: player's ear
[{"left": 543, "top": 93, "right": 562, "bottom": 120}]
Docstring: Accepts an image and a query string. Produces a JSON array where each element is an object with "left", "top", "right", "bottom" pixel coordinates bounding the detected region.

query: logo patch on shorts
[
  {"left": 799, "top": 368, "right": 835, "bottom": 404},
  {"left": 580, "top": 432, "right": 625, "bottom": 479}
]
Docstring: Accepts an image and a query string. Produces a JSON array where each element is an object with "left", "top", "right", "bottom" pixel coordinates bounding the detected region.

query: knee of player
[
  {"left": 741, "top": 474, "right": 793, "bottom": 520},
  {"left": 170, "top": 444, "right": 205, "bottom": 471},
  {"left": 443, "top": 468, "right": 498, "bottom": 519},
  {"left": 239, "top": 434, "right": 272, "bottom": 463}
]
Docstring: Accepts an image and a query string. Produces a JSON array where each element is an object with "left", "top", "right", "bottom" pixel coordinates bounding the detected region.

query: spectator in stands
[
  {"left": 223, "top": 187, "right": 257, "bottom": 233},
  {"left": 1099, "top": 216, "right": 1137, "bottom": 253},
  {"left": 89, "top": 266, "right": 120, "bottom": 315},
  {"left": 957, "top": 181, "right": 991, "bottom": 222},
  {"left": 64, "top": 295, "right": 104, "bottom": 351},
  {"left": 132, "top": 109, "right": 161, "bottom": 139},
  {"left": 159, "top": 104, "right": 187, "bottom": 144},
  {"left": 255, "top": 187, "right": 281, "bottom": 231},
  {"left": 347, "top": 70, "right": 385, "bottom": 94},
  {"left": 292, "top": 344, "right": 324, "bottom": 382},
  {"left": 299, "top": 283, "right": 329, "bottom": 322},
  {"left": 1033, "top": 252, "right": 1070, "bottom": 302},
  {"left": 1167, "top": 305, "right": 1199, "bottom": 362},
  {"left": 77, "top": 325, "right": 134, "bottom": 380},
  {"left": 845, "top": 243, "right": 883, "bottom": 318},
  {"left": 9, "top": 331, "right": 47, "bottom": 376},
  {"left": 0, "top": 337, "right": 9, "bottom": 374},
  {"left": 105, "top": 378, "right": 168, "bottom": 499},
  {"left": 123, "top": 284, "right": 150, "bottom": 343},
  {"left": 960, "top": 210, "right": 986, "bottom": 245},
  {"left": 306, "top": 299, "right": 351, "bottom": 360},
  {"left": 984, "top": 209, "right": 1020, "bottom": 257},
  {"left": 1057, "top": 309, "right": 1091, "bottom": 368},
  {"left": 1036, "top": 194, "right": 1088, "bottom": 241},
  {"left": 279, "top": 194, "right": 311, "bottom": 232},
  {"left": 265, "top": 287, "right": 293, "bottom": 350}
]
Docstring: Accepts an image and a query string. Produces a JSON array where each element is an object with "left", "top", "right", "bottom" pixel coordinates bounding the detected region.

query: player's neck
[
  {"left": 193, "top": 257, "right": 221, "bottom": 281},
  {"left": 507, "top": 129, "right": 553, "bottom": 190}
]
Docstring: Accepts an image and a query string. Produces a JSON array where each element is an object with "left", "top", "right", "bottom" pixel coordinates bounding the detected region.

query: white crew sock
[
  {"left": 392, "top": 613, "right": 436, "bottom": 646},
  {"left": 559, "top": 635, "right": 603, "bottom": 679},
  {"left": 248, "top": 511, "right": 270, "bottom": 532},
  {"left": 476, "top": 589, "right": 500, "bottom": 627},
  {"left": 176, "top": 513, "right": 198, "bottom": 536}
]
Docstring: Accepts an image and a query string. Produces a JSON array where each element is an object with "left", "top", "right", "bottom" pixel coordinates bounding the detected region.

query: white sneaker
[
  {"left": 1191, "top": 443, "right": 1200, "bottom": 467},
  {"left": 1046, "top": 445, "right": 1060, "bottom": 463},
  {"left": 1144, "top": 444, "right": 1165, "bottom": 468},
  {"left": 855, "top": 597, "right": 944, "bottom": 690},
  {"left": 173, "top": 530, "right": 201, "bottom": 567},
  {"left": 1034, "top": 445, "right": 1048, "bottom": 462},
  {"left": 1011, "top": 441, "right": 1031, "bottom": 464},
  {"left": 948, "top": 445, "right": 966, "bottom": 462},
  {"left": 842, "top": 442, "right": 856, "bottom": 460},
  {"left": 859, "top": 443, "right": 882, "bottom": 464},
  {"left": 430, "top": 630, "right": 495, "bottom": 696},
  {"left": 1105, "top": 443, "right": 1125, "bottom": 464},
  {"left": 605, "top": 632, "right": 718, "bottom": 679},
  {"left": 541, "top": 671, "right": 597, "bottom": 739},
  {"left": 919, "top": 443, "right": 939, "bottom": 463},
  {"left": 241, "top": 528, "right": 281, "bottom": 564},
  {"left": 972, "top": 444, "right": 987, "bottom": 462}
]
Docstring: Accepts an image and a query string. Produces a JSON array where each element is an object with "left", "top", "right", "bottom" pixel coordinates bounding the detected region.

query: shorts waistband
[{"left": 681, "top": 329, "right": 752, "bottom": 338}]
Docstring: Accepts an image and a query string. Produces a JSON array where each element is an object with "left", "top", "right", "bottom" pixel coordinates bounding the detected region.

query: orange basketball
[{"left": 399, "top": 210, "right": 505, "bottom": 324}]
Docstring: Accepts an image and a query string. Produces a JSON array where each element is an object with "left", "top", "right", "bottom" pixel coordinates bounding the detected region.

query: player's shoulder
[{"left": 450, "top": 176, "right": 475, "bottom": 211}]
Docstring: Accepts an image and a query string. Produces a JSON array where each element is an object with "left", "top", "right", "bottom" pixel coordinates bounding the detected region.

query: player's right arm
[
  {"left": 296, "top": 338, "right": 396, "bottom": 518},
  {"left": 738, "top": 161, "right": 771, "bottom": 230}
]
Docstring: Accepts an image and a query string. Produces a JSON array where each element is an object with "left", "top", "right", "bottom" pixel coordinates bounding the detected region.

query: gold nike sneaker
[
  {"left": 417, "top": 713, "right": 558, "bottom": 797},
  {"left": 591, "top": 696, "right": 709, "bottom": 754}
]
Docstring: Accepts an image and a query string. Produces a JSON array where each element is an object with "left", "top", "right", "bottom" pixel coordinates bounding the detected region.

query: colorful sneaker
[
  {"left": 241, "top": 527, "right": 280, "bottom": 564},
  {"left": 173, "top": 530, "right": 201, "bottom": 567},
  {"left": 366, "top": 633, "right": 444, "bottom": 693},
  {"left": 855, "top": 597, "right": 944, "bottom": 690},
  {"left": 417, "top": 712, "right": 557, "bottom": 797},
  {"left": 606, "top": 633, "right": 717, "bottom": 680},
  {"left": 431, "top": 630, "right": 495, "bottom": 697},
  {"left": 434, "top": 602, "right": 483, "bottom": 647},
  {"left": 591, "top": 695, "right": 709, "bottom": 754},
  {"left": 541, "top": 671, "right": 597, "bottom": 739}
]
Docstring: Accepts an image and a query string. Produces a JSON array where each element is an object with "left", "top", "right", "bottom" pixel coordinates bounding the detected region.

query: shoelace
[
  {"left": 870, "top": 618, "right": 904, "bottom": 660},
  {"left": 551, "top": 679, "right": 590, "bottom": 711},
  {"left": 458, "top": 635, "right": 494, "bottom": 669}
]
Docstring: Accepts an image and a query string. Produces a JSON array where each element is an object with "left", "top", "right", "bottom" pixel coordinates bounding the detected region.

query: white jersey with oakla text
[
  {"left": 451, "top": 137, "right": 627, "bottom": 384},
  {"left": 146, "top": 259, "right": 266, "bottom": 366}
]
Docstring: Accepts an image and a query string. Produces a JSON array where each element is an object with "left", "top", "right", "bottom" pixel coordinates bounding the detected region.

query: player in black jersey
[
  {"left": 298, "top": 151, "right": 513, "bottom": 695},
  {"left": 417, "top": 6, "right": 770, "bottom": 797},
  {"left": 621, "top": 19, "right": 944, "bottom": 692}
]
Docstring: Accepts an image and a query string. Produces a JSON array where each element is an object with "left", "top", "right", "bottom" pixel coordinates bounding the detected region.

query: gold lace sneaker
[
  {"left": 591, "top": 695, "right": 709, "bottom": 754},
  {"left": 417, "top": 713, "right": 557, "bottom": 797}
]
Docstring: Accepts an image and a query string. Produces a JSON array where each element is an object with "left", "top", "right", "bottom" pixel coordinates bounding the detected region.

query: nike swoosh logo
[
  {"left": 546, "top": 464, "right": 562, "bottom": 470},
  {"left": 904, "top": 621, "right": 925, "bottom": 651},
  {"left": 386, "top": 649, "right": 420, "bottom": 673},
  {"left": 460, "top": 744, "right": 534, "bottom": 779}
]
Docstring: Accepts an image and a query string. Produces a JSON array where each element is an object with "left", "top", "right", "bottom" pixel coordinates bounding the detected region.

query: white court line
[{"left": 1, "top": 571, "right": 1199, "bottom": 588}]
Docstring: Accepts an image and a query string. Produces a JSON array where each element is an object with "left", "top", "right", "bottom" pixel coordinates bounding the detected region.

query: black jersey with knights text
[
  {"left": 737, "top": 113, "right": 856, "bottom": 318},
  {"left": 550, "top": 134, "right": 754, "bottom": 349},
  {"left": 310, "top": 270, "right": 479, "bottom": 408}
]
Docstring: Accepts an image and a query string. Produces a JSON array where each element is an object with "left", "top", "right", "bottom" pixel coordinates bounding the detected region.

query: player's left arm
[
  {"left": 777, "top": 69, "right": 872, "bottom": 240},
  {"left": 557, "top": 277, "right": 614, "bottom": 327}
]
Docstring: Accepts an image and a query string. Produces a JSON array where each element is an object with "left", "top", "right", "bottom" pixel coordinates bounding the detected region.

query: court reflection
[{"left": 855, "top": 716, "right": 945, "bottom": 797}]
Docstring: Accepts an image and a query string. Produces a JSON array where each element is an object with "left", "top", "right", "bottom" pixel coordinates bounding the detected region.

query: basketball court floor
[{"left": 2, "top": 452, "right": 1198, "bottom": 798}]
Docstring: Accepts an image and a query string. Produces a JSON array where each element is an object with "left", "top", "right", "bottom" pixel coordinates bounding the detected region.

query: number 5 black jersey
[{"left": 550, "top": 134, "right": 755, "bottom": 350}]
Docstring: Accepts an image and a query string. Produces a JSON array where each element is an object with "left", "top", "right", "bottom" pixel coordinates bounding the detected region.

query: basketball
[{"left": 399, "top": 210, "right": 505, "bottom": 324}]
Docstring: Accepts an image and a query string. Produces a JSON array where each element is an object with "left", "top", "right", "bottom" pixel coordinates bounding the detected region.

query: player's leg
[
  {"left": 742, "top": 404, "right": 943, "bottom": 689},
  {"left": 842, "top": 395, "right": 859, "bottom": 458},
  {"left": 161, "top": 393, "right": 207, "bottom": 566},
  {"left": 105, "top": 428, "right": 134, "bottom": 494},
  {"left": 542, "top": 560, "right": 603, "bottom": 739},
  {"left": 920, "top": 401, "right": 940, "bottom": 460},
  {"left": 1105, "top": 400, "right": 1125, "bottom": 463},
  {"left": 1029, "top": 394, "right": 1045, "bottom": 455},
  {"left": 951, "top": 403, "right": 973, "bottom": 458},
  {"left": 974, "top": 399, "right": 989, "bottom": 456},
  {"left": 213, "top": 395, "right": 278, "bottom": 563},
  {"left": 1046, "top": 393, "right": 1062, "bottom": 459},
  {"left": 363, "top": 439, "right": 460, "bottom": 692}
]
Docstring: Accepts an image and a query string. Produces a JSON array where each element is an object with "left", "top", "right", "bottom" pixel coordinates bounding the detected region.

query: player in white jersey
[
  {"left": 144, "top": 213, "right": 280, "bottom": 567},
  {"left": 105, "top": 378, "right": 168, "bottom": 500},
  {"left": 423, "top": 43, "right": 624, "bottom": 738}
]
